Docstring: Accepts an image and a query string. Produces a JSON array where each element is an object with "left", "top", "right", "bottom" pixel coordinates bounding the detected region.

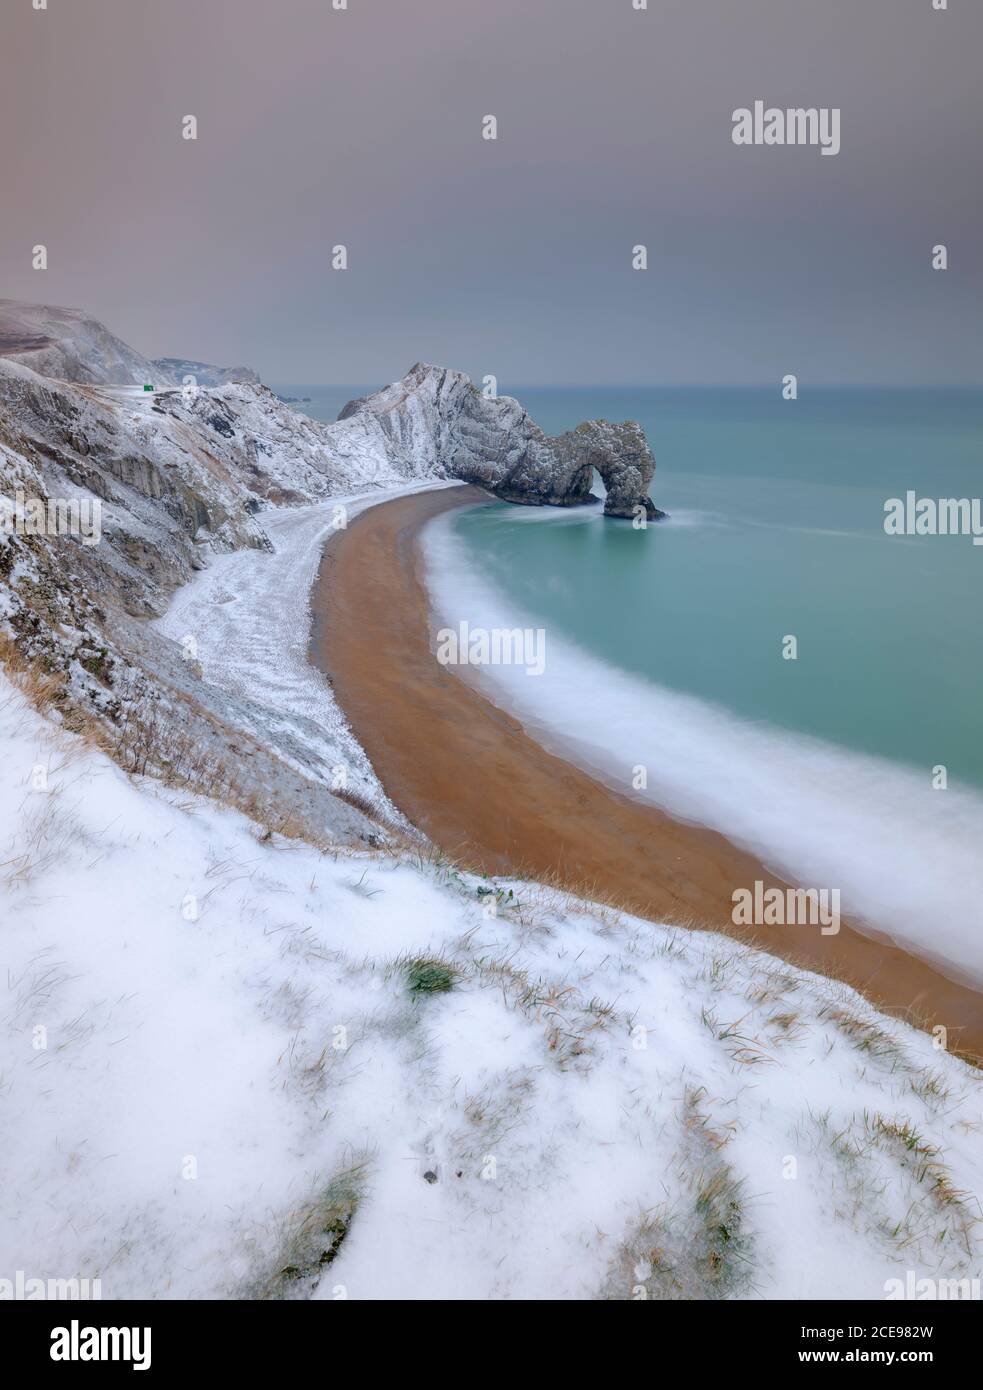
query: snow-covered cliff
[
  {"left": 0, "top": 299, "right": 663, "bottom": 845},
  {"left": 337, "top": 361, "right": 663, "bottom": 518},
  {"left": 0, "top": 298, "right": 176, "bottom": 389}
]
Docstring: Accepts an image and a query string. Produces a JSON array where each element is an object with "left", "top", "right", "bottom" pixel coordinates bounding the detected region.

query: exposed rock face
[
  {"left": 0, "top": 305, "right": 423, "bottom": 848},
  {"left": 1, "top": 305, "right": 663, "bottom": 522},
  {"left": 338, "top": 363, "right": 664, "bottom": 519}
]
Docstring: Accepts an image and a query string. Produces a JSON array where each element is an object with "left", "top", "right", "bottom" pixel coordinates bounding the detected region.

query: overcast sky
[{"left": 2, "top": 0, "right": 980, "bottom": 385}]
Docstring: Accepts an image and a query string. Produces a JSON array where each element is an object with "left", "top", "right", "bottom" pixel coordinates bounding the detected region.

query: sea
[{"left": 276, "top": 383, "right": 983, "bottom": 985}]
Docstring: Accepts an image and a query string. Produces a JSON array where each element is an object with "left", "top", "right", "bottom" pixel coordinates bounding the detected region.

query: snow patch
[{"left": 2, "top": 675, "right": 982, "bottom": 1300}]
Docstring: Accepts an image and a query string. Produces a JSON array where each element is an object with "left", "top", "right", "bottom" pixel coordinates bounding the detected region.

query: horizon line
[{"left": 267, "top": 380, "right": 983, "bottom": 391}]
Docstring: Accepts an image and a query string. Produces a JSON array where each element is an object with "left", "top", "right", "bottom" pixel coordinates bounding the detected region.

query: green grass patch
[{"left": 405, "top": 956, "right": 457, "bottom": 997}]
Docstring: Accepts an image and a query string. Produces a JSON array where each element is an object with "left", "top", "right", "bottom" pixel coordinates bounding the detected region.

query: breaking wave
[{"left": 421, "top": 510, "right": 983, "bottom": 988}]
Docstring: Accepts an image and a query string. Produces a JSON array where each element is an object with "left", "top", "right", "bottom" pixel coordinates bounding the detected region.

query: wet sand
[{"left": 311, "top": 485, "right": 983, "bottom": 1059}]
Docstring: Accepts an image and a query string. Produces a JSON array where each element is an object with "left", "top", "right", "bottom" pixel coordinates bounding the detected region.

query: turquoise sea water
[
  {"left": 449, "top": 387, "right": 983, "bottom": 791},
  {"left": 288, "top": 381, "right": 983, "bottom": 789},
  {"left": 423, "top": 387, "right": 983, "bottom": 980},
  {"left": 282, "top": 382, "right": 983, "bottom": 976}
]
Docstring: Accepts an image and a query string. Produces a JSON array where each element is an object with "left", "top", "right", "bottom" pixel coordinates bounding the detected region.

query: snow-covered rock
[
  {"left": 338, "top": 361, "right": 663, "bottom": 517},
  {"left": 0, "top": 330, "right": 408, "bottom": 846},
  {"left": 0, "top": 298, "right": 174, "bottom": 389}
]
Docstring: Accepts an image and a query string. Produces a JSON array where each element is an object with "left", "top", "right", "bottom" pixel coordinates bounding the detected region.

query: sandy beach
[{"left": 311, "top": 484, "right": 983, "bottom": 1058}]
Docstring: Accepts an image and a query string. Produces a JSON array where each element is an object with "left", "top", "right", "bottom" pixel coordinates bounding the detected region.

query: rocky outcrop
[
  {"left": 338, "top": 363, "right": 665, "bottom": 519},
  {"left": 1, "top": 304, "right": 664, "bottom": 523},
  {"left": 0, "top": 363, "right": 387, "bottom": 848},
  {"left": 0, "top": 305, "right": 414, "bottom": 849}
]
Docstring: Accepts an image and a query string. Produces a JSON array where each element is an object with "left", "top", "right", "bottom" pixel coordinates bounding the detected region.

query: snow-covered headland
[{"left": 2, "top": 300, "right": 982, "bottom": 1300}]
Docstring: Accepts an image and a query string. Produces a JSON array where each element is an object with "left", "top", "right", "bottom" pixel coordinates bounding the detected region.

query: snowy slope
[
  {"left": 153, "top": 481, "right": 457, "bottom": 814},
  {"left": 0, "top": 299, "right": 175, "bottom": 388},
  {"left": 2, "top": 671, "right": 982, "bottom": 1301}
]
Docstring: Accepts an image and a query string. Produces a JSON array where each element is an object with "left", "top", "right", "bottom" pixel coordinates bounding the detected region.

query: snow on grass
[
  {"left": 152, "top": 482, "right": 455, "bottom": 817},
  {"left": 1, "top": 674, "right": 982, "bottom": 1300}
]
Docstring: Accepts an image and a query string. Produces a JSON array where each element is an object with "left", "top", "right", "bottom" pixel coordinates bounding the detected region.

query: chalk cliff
[
  {"left": 338, "top": 362, "right": 665, "bottom": 519},
  {"left": 0, "top": 298, "right": 176, "bottom": 388}
]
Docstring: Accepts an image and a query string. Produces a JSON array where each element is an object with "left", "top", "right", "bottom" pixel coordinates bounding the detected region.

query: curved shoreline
[{"left": 310, "top": 484, "right": 983, "bottom": 1058}]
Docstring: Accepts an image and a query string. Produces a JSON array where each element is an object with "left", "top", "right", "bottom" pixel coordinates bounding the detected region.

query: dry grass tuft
[{"left": 244, "top": 1160, "right": 369, "bottom": 1300}]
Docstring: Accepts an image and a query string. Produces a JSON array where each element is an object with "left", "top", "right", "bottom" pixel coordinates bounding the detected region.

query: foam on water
[{"left": 422, "top": 510, "right": 983, "bottom": 988}]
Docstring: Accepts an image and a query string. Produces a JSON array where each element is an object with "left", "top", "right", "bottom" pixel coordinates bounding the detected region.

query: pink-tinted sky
[{"left": 1, "top": 0, "right": 979, "bottom": 384}]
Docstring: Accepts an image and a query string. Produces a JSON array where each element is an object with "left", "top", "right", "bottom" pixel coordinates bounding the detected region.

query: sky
[{"left": 1, "top": 0, "right": 980, "bottom": 386}]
